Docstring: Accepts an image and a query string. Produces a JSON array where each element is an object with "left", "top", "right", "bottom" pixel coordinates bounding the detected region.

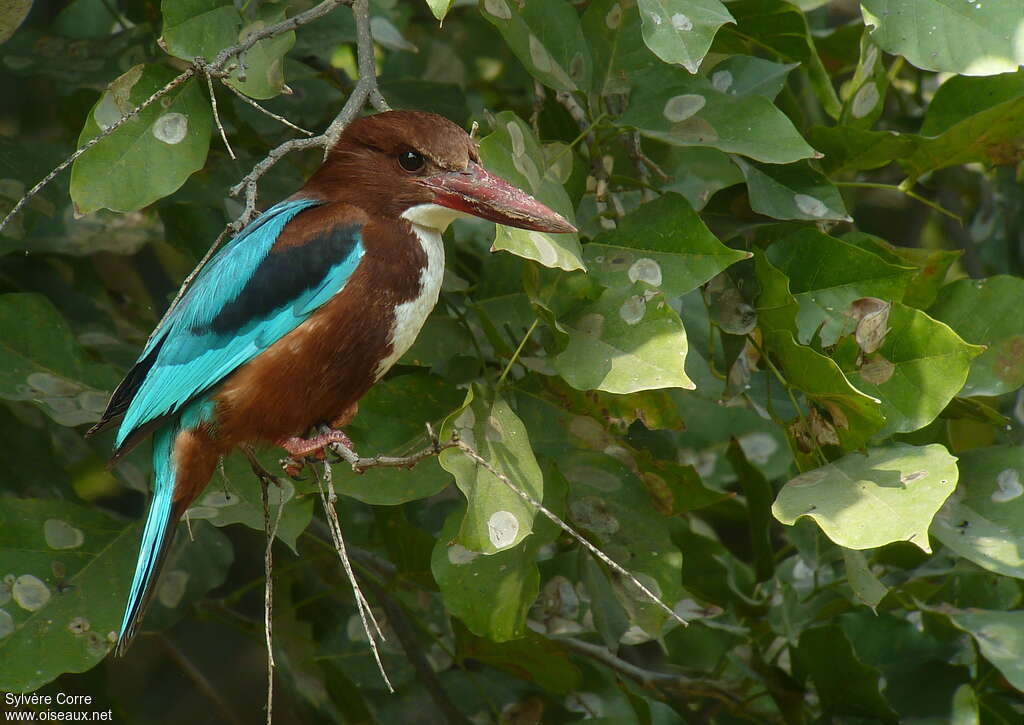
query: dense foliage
[{"left": 2, "top": 0, "right": 1024, "bottom": 721}]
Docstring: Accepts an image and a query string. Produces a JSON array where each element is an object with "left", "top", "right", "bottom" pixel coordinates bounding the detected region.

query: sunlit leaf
[
  {"left": 584, "top": 192, "right": 749, "bottom": 296},
  {"left": 636, "top": 0, "right": 734, "bottom": 74},
  {"left": 773, "top": 443, "right": 958, "bottom": 552}
]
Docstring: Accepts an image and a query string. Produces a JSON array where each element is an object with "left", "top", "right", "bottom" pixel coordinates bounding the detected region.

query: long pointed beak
[{"left": 418, "top": 162, "right": 577, "bottom": 234}]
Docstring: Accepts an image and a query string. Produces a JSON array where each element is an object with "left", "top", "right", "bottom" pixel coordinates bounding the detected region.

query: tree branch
[{"left": 558, "top": 637, "right": 744, "bottom": 708}]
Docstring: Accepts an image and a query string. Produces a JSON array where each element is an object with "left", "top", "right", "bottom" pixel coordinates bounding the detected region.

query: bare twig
[
  {"left": 559, "top": 637, "right": 741, "bottom": 706},
  {"left": 0, "top": 67, "right": 198, "bottom": 234},
  {"left": 315, "top": 461, "right": 394, "bottom": 692},
  {"left": 0, "top": 0, "right": 355, "bottom": 237},
  {"left": 206, "top": 70, "right": 236, "bottom": 160},
  {"left": 221, "top": 81, "right": 315, "bottom": 136},
  {"left": 158, "top": 634, "right": 245, "bottom": 725},
  {"left": 260, "top": 473, "right": 286, "bottom": 725},
  {"left": 319, "top": 425, "right": 687, "bottom": 630}
]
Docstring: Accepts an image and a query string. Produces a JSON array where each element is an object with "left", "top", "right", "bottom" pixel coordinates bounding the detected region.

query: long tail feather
[{"left": 115, "top": 421, "right": 181, "bottom": 656}]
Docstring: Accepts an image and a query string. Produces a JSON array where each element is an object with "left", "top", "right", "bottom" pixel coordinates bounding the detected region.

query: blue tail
[{"left": 115, "top": 420, "right": 181, "bottom": 656}]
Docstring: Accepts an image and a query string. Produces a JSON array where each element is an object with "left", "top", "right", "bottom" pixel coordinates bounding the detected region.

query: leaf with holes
[
  {"left": 478, "top": 0, "right": 591, "bottom": 91},
  {"left": 932, "top": 445, "right": 1024, "bottom": 579},
  {"left": 0, "top": 500, "right": 137, "bottom": 691},
  {"left": 621, "top": 66, "right": 817, "bottom": 163},
  {"left": 773, "top": 443, "right": 958, "bottom": 552},
  {"left": 766, "top": 228, "right": 915, "bottom": 346},
  {"left": 0, "top": 293, "right": 120, "bottom": 426},
  {"left": 478, "top": 112, "right": 584, "bottom": 271},
  {"left": 733, "top": 158, "right": 851, "bottom": 222},
  {"left": 767, "top": 331, "right": 884, "bottom": 450},
  {"left": 843, "top": 303, "right": 983, "bottom": 437},
  {"left": 439, "top": 386, "right": 543, "bottom": 554},
  {"left": 70, "top": 64, "right": 212, "bottom": 214},
  {"left": 636, "top": 0, "right": 734, "bottom": 74},
  {"left": 584, "top": 192, "right": 749, "bottom": 296},
  {"left": 554, "top": 283, "right": 694, "bottom": 394}
]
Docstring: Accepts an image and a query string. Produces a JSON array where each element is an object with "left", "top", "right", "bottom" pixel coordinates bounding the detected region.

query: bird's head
[{"left": 312, "top": 110, "right": 576, "bottom": 234}]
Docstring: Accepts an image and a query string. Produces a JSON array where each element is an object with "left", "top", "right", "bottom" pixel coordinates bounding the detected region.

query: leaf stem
[
  {"left": 496, "top": 318, "right": 539, "bottom": 388},
  {"left": 836, "top": 181, "right": 962, "bottom": 222}
]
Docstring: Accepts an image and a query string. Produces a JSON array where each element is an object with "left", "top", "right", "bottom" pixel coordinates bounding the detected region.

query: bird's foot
[{"left": 277, "top": 428, "right": 357, "bottom": 462}]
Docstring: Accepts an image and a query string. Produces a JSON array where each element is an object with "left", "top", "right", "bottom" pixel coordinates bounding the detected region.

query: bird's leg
[{"left": 276, "top": 405, "right": 360, "bottom": 476}]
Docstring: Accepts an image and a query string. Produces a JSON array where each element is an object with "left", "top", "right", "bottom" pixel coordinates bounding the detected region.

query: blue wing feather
[{"left": 114, "top": 199, "right": 364, "bottom": 448}]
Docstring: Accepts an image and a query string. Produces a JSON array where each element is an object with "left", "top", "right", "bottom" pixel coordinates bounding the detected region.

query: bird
[{"left": 88, "top": 109, "right": 576, "bottom": 655}]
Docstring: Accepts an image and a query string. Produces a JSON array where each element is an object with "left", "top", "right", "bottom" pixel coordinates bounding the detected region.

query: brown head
[{"left": 304, "top": 110, "right": 576, "bottom": 234}]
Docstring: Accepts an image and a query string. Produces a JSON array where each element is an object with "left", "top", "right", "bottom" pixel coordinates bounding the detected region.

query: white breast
[{"left": 374, "top": 219, "right": 446, "bottom": 380}]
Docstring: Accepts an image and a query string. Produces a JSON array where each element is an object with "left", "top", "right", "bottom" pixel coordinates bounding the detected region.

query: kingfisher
[{"left": 88, "top": 110, "right": 576, "bottom": 655}]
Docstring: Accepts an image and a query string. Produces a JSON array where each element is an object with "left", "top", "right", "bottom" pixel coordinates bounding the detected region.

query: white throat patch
[
  {"left": 374, "top": 209, "right": 449, "bottom": 380},
  {"left": 400, "top": 202, "right": 472, "bottom": 233}
]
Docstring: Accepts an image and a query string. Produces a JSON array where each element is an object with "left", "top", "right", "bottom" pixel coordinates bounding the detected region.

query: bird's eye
[{"left": 398, "top": 150, "right": 425, "bottom": 173}]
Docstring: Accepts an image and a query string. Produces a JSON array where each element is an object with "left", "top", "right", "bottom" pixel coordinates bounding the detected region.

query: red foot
[{"left": 277, "top": 429, "right": 355, "bottom": 459}]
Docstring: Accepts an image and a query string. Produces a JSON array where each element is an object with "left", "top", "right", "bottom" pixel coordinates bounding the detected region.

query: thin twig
[
  {"left": 0, "top": 0, "right": 355, "bottom": 236},
  {"left": 835, "top": 180, "right": 962, "bottom": 223},
  {"left": 559, "top": 637, "right": 741, "bottom": 706},
  {"left": 260, "top": 473, "right": 286, "bottom": 725},
  {"left": 221, "top": 80, "right": 315, "bottom": 136},
  {"left": 158, "top": 634, "right": 245, "bottom": 725},
  {"left": 321, "top": 426, "right": 687, "bottom": 629},
  {"left": 315, "top": 461, "right": 394, "bottom": 692},
  {"left": 0, "top": 67, "right": 197, "bottom": 234},
  {"left": 206, "top": 70, "right": 236, "bottom": 160}
]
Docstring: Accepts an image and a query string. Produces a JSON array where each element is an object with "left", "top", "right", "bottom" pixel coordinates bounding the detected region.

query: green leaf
[
  {"left": 809, "top": 126, "right": 919, "bottom": 174},
  {"left": 0, "top": 293, "right": 119, "bottom": 426},
  {"left": 842, "top": 548, "right": 888, "bottom": 610},
  {"left": 636, "top": 0, "right": 735, "bottom": 74},
  {"left": 726, "top": 438, "right": 775, "bottom": 581},
  {"left": 947, "top": 610, "right": 1024, "bottom": 692},
  {"left": 932, "top": 445, "right": 1024, "bottom": 579},
  {"left": 190, "top": 448, "right": 313, "bottom": 552},
  {"left": 554, "top": 283, "right": 694, "bottom": 394},
  {"left": 843, "top": 303, "right": 984, "bottom": 437},
  {"left": 772, "top": 443, "right": 958, "bottom": 552},
  {"left": 753, "top": 248, "right": 798, "bottom": 336},
  {"left": 768, "top": 331, "right": 884, "bottom": 449},
  {"left": 707, "top": 55, "right": 797, "bottom": 100},
  {"left": 70, "top": 64, "right": 212, "bottom": 214},
  {"left": 424, "top": 0, "right": 455, "bottom": 21},
  {"left": 454, "top": 622, "right": 581, "bottom": 692},
  {"left": 478, "top": 0, "right": 591, "bottom": 91},
  {"left": 795, "top": 625, "right": 899, "bottom": 723},
  {"left": 733, "top": 158, "right": 851, "bottom": 222},
  {"left": 225, "top": 5, "right": 295, "bottom": 99},
  {"left": 838, "top": 32, "right": 888, "bottom": 129},
  {"left": 477, "top": 112, "right": 584, "bottom": 271},
  {"left": 921, "top": 71, "right": 1024, "bottom": 136},
  {"left": 766, "top": 228, "right": 915, "bottom": 346},
  {"left": 843, "top": 230, "right": 960, "bottom": 309},
  {"left": 431, "top": 504, "right": 549, "bottom": 641},
  {"left": 861, "top": 0, "right": 1024, "bottom": 76},
  {"left": 621, "top": 66, "right": 818, "bottom": 164},
  {"left": 0, "top": 0, "right": 31, "bottom": 45},
  {"left": 929, "top": 276, "right": 1024, "bottom": 396},
  {"left": 0, "top": 499, "right": 136, "bottom": 691},
  {"left": 903, "top": 80, "right": 1024, "bottom": 179},
  {"left": 581, "top": 0, "right": 652, "bottom": 96},
  {"left": 725, "top": 0, "right": 842, "bottom": 118},
  {"left": 661, "top": 147, "right": 744, "bottom": 209},
  {"left": 342, "top": 373, "right": 462, "bottom": 505},
  {"left": 561, "top": 452, "right": 685, "bottom": 638},
  {"left": 439, "top": 386, "right": 543, "bottom": 554},
  {"left": 584, "top": 192, "right": 749, "bottom": 296},
  {"left": 160, "top": 0, "right": 239, "bottom": 61}
]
